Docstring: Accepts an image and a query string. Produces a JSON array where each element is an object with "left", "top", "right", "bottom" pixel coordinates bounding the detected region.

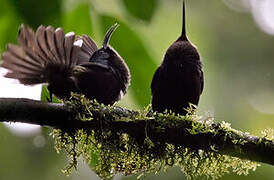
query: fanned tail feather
[
  {"left": 1, "top": 44, "right": 45, "bottom": 85},
  {"left": 64, "top": 32, "right": 76, "bottom": 67},
  {"left": 1, "top": 24, "right": 82, "bottom": 85},
  {"left": 76, "top": 35, "right": 98, "bottom": 64}
]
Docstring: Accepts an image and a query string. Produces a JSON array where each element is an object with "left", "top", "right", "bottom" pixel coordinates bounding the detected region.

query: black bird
[
  {"left": 151, "top": 0, "right": 203, "bottom": 115},
  {"left": 1, "top": 24, "right": 130, "bottom": 105}
]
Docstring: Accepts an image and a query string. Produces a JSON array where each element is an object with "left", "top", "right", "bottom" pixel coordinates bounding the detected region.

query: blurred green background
[{"left": 0, "top": 0, "right": 274, "bottom": 179}]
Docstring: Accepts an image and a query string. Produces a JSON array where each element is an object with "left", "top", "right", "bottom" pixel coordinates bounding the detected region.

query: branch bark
[{"left": 0, "top": 98, "right": 273, "bottom": 166}]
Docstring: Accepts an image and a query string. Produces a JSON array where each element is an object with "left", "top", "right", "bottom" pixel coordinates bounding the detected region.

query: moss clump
[
  {"left": 51, "top": 94, "right": 260, "bottom": 180},
  {"left": 261, "top": 128, "right": 274, "bottom": 141}
]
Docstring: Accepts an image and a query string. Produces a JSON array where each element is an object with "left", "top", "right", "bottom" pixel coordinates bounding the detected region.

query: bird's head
[
  {"left": 89, "top": 23, "right": 119, "bottom": 66},
  {"left": 88, "top": 23, "right": 130, "bottom": 92}
]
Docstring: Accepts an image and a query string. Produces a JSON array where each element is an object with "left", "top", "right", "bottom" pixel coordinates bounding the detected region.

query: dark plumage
[
  {"left": 1, "top": 24, "right": 130, "bottom": 105},
  {"left": 151, "top": 0, "right": 204, "bottom": 115}
]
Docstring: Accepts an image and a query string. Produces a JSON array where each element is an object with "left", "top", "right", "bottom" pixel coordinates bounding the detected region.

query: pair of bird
[{"left": 1, "top": 1, "right": 203, "bottom": 115}]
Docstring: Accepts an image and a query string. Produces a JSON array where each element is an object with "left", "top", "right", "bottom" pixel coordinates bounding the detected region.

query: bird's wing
[
  {"left": 200, "top": 69, "right": 204, "bottom": 95},
  {"left": 75, "top": 35, "right": 98, "bottom": 64},
  {"left": 151, "top": 66, "right": 164, "bottom": 96},
  {"left": 76, "top": 62, "right": 109, "bottom": 72},
  {"left": 74, "top": 62, "right": 122, "bottom": 105}
]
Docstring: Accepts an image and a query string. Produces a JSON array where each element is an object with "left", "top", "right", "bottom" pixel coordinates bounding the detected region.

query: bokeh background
[{"left": 0, "top": 0, "right": 274, "bottom": 179}]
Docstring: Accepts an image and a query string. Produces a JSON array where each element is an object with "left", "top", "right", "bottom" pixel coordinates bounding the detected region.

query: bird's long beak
[{"left": 103, "top": 23, "right": 119, "bottom": 49}]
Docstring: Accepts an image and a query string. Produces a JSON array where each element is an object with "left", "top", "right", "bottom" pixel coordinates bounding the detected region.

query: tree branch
[{"left": 0, "top": 98, "right": 273, "bottom": 166}]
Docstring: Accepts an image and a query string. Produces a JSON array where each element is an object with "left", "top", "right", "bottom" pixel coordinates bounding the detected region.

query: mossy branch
[{"left": 0, "top": 97, "right": 273, "bottom": 167}]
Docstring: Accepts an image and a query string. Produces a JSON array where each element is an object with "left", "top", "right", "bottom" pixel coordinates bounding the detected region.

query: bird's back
[{"left": 151, "top": 51, "right": 203, "bottom": 115}]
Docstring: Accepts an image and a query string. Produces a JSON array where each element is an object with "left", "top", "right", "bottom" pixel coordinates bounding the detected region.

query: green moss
[
  {"left": 261, "top": 128, "right": 274, "bottom": 141},
  {"left": 50, "top": 94, "right": 260, "bottom": 180}
]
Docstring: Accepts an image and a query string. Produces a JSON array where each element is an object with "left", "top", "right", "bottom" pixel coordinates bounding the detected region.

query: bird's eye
[{"left": 101, "top": 52, "right": 110, "bottom": 59}]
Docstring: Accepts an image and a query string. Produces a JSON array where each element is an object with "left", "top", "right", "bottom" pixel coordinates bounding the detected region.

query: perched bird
[
  {"left": 1, "top": 24, "right": 130, "bottom": 105},
  {"left": 150, "top": 0, "right": 204, "bottom": 115}
]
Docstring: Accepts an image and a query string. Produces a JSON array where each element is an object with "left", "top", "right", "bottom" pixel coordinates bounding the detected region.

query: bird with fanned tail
[{"left": 1, "top": 24, "right": 130, "bottom": 105}]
